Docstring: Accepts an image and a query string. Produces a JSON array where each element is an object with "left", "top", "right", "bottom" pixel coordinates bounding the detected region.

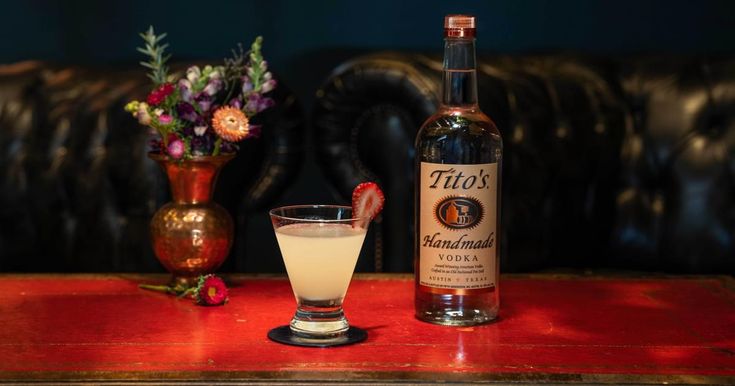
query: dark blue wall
[
  {"left": 4, "top": 0, "right": 734, "bottom": 114},
  {"left": 5, "top": 0, "right": 734, "bottom": 119},
  {"left": 4, "top": 0, "right": 735, "bottom": 78}
]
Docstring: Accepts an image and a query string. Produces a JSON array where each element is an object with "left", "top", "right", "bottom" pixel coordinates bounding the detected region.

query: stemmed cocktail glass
[{"left": 267, "top": 205, "right": 369, "bottom": 347}]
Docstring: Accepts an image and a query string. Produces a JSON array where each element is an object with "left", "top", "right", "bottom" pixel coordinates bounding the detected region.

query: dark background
[
  {"left": 2, "top": 0, "right": 734, "bottom": 272},
  {"left": 5, "top": 1, "right": 735, "bottom": 97}
]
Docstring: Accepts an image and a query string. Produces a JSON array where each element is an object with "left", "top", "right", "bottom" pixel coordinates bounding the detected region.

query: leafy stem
[
  {"left": 248, "top": 36, "right": 265, "bottom": 92},
  {"left": 137, "top": 26, "right": 171, "bottom": 85},
  {"left": 213, "top": 137, "right": 222, "bottom": 156}
]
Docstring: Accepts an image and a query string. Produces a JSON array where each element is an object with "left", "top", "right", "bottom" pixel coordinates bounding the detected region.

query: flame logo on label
[{"left": 434, "top": 196, "right": 484, "bottom": 230}]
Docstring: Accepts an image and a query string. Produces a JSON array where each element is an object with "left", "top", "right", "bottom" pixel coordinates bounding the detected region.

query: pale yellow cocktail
[{"left": 275, "top": 223, "right": 366, "bottom": 301}]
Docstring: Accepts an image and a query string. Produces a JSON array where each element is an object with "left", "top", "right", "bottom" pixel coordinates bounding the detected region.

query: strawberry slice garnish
[{"left": 352, "top": 182, "right": 385, "bottom": 227}]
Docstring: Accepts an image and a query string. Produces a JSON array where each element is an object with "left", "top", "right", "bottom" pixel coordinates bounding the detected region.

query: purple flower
[
  {"left": 241, "top": 78, "right": 253, "bottom": 93},
  {"left": 178, "top": 79, "right": 193, "bottom": 103},
  {"left": 262, "top": 97, "right": 275, "bottom": 110},
  {"left": 158, "top": 114, "right": 173, "bottom": 125},
  {"left": 248, "top": 124, "right": 262, "bottom": 138},
  {"left": 181, "top": 125, "right": 195, "bottom": 137},
  {"left": 195, "top": 93, "right": 213, "bottom": 112},
  {"left": 203, "top": 78, "right": 223, "bottom": 96},
  {"left": 176, "top": 102, "right": 198, "bottom": 122},
  {"left": 246, "top": 94, "right": 275, "bottom": 113},
  {"left": 245, "top": 94, "right": 262, "bottom": 112},
  {"left": 229, "top": 98, "right": 243, "bottom": 110},
  {"left": 167, "top": 138, "right": 185, "bottom": 159}
]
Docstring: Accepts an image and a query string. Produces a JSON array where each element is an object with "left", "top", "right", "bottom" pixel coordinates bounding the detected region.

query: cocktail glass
[{"left": 268, "top": 205, "right": 369, "bottom": 346}]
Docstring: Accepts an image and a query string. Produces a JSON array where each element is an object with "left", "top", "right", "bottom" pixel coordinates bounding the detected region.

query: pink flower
[
  {"left": 167, "top": 138, "right": 185, "bottom": 159},
  {"left": 158, "top": 114, "right": 173, "bottom": 125},
  {"left": 194, "top": 275, "right": 228, "bottom": 306}
]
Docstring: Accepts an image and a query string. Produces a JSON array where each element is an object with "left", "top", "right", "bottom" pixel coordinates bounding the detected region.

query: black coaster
[{"left": 267, "top": 325, "right": 367, "bottom": 348}]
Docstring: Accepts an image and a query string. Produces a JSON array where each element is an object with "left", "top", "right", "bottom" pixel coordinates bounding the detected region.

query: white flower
[
  {"left": 136, "top": 103, "right": 151, "bottom": 125},
  {"left": 209, "top": 67, "right": 223, "bottom": 80},
  {"left": 186, "top": 66, "right": 201, "bottom": 83},
  {"left": 194, "top": 126, "right": 208, "bottom": 136},
  {"left": 153, "top": 108, "right": 164, "bottom": 116},
  {"left": 179, "top": 78, "right": 192, "bottom": 89},
  {"left": 261, "top": 79, "right": 276, "bottom": 93}
]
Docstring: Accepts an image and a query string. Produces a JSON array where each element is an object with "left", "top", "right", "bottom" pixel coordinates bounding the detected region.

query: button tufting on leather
[{"left": 312, "top": 53, "right": 734, "bottom": 273}]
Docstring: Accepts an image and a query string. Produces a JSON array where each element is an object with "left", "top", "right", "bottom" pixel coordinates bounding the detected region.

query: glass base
[
  {"left": 268, "top": 325, "right": 367, "bottom": 348},
  {"left": 290, "top": 302, "right": 349, "bottom": 338}
]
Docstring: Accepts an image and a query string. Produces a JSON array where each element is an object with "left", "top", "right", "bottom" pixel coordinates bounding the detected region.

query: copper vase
[{"left": 149, "top": 153, "right": 235, "bottom": 287}]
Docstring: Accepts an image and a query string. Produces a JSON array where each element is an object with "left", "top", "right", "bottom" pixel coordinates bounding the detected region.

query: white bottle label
[{"left": 419, "top": 162, "right": 498, "bottom": 294}]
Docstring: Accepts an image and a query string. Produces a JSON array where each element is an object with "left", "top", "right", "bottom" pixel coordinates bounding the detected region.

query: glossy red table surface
[{"left": 0, "top": 274, "right": 734, "bottom": 384}]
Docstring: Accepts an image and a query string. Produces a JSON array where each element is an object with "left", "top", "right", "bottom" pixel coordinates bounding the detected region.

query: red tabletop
[{"left": 0, "top": 274, "right": 734, "bottom": 384}]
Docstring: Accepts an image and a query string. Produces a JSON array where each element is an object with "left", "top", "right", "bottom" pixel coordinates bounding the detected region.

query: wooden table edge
[{"left": 0, "top": 370, "right": 733, "bottom": 385}]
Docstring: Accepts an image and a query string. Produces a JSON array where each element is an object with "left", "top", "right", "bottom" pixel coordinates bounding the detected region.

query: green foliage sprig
[
  {"left": 247, "top": 37, "right": 266, "bottom": 92},
  {"left": 137, "top": 26, "right": 170, "bottom": 85}
]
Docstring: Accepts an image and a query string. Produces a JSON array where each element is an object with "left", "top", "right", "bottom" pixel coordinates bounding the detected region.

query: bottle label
[{"left": 419, "top": 162, "right": 497, "bottom": 294}]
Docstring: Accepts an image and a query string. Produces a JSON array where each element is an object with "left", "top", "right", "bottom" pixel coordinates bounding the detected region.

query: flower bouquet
[
  {"left": 125, "top": 26, "right": 276, "bottom": 158},
  {"left": 127, "top": 27, "right": 277, "bottom": 294}
]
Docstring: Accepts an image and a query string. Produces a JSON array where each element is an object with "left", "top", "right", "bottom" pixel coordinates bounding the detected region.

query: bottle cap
[{"left": 444, "top": 14, "right": 476, "bottom": 38}]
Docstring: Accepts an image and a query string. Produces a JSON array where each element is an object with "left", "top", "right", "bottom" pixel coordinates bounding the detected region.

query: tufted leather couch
[
  {"left": 0, "top": 61, "right": 304, "bottom": 272},
  {"left": 312, "top": 53, "right": 735, "bottom": 274}
]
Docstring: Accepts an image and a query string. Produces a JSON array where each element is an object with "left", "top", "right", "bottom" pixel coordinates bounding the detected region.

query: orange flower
[{"left": 211, "top": 106, "right": 250, "bottom": 142}]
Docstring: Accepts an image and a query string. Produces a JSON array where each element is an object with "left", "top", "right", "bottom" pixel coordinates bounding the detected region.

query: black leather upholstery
[
  {"left": 0, "top": 62, "right": 304, "bottom": 272},
  {"left": 312, "top": 53, "right": 735, "bottom": 273}
]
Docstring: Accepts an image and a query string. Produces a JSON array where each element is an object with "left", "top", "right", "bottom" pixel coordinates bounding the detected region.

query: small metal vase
[{"left": 149, "top": 153, "right": 235, "bottom": 287}]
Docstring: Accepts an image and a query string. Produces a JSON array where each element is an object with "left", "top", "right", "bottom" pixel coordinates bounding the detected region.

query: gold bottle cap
[{"left": 444, "top": 14, "right": 476, "bottom": 38}]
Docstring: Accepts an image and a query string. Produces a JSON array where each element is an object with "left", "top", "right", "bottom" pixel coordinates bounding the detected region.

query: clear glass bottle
[{"left": 414, "top": 15, "right": 502, "bottom": 326}]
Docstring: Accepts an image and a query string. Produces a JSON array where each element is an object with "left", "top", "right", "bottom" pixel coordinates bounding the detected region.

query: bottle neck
[{"left": 442, "top": 37, "right": 478, "bottom": 107}]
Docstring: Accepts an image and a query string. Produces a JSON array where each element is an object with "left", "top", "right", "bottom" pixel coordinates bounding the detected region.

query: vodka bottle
[{"left": 414, "top": 15, "right": 502, "bottom": 326}]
